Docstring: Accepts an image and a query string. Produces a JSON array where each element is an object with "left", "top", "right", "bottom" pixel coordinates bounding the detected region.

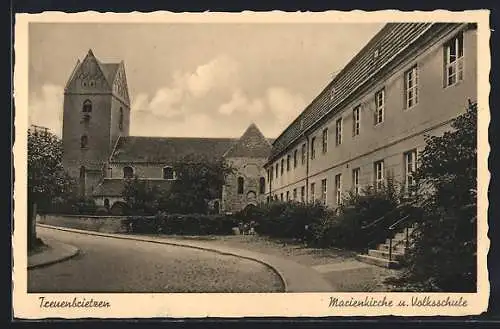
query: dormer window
[
  {"left": 329, "top": 87, "right": 336, "bottom": 100},
  {"left": 373, "top": 48, "right": 380, "bottom": 59},
  {"left": 82, "top": 100, "right": 92, "bottom": 113}
]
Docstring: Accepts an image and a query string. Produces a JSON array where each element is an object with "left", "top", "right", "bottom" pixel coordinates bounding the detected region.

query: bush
[{"left": 122, "top": 213, "right": 239, "bottom": 235}]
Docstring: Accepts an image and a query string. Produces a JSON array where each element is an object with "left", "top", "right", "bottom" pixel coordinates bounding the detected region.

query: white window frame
[
  {"left": 335, "top": 174, "right": 342, "bottom": 206},
  {"left": 404, "top": 149, "right": 418, "bottom": 193},
  {"left": 375, "top": 89, "right": 385, "bottom": 125},
  {"left": 353, "top": 106, "right": 361, "bottom": 136},
  {"left": 301, "top": 143, "right": 306, "bottom": 165},
  {"left": 293, "top": 188, "right": 297, "bottom": 200},
  {"left": 335, "top": 118, "right": 342, "bottom": 146},
  {"left": 310, "top": 137, "right": 316, "bottom": 159},
  {"left": 321, "top": 178, "right": 327, "bottom": 205},
  {"left": 322, "top": 128, "right": 328, "bottom": 153},
  {"left": 445, "top": 33, "right": 464, "bottom": 87},
  {"left": 374, "top": 160, "right": 385, "bottom": 190},
  {"left": 352, "top": 168, "right": 360, "bottom": 195},
  {"left": 405, "top": 65, "right": 419, "bottom": 109}
]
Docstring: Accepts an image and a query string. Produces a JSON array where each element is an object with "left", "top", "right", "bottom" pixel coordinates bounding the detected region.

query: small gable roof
[
  {"left": 109, "top": 136, "right": 238, "bottom": 164},
  {"left": 223, "top": 123, "right": 272, "bottom": 158}
]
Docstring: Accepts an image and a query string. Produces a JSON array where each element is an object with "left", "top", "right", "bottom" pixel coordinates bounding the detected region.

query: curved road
[{"left": 28, "top": 227, "right": 284, "bottom": 293}]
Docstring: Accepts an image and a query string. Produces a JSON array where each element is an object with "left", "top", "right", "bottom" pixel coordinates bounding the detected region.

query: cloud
[
  {"left": 265, "top": 86, "right": 306, "bottom": 126},
  {"left": 28, "top": 84, "right": 64, "bottom": 137},
  {"left": 218, "top": 89, "right": 264, "bottom": 116}
]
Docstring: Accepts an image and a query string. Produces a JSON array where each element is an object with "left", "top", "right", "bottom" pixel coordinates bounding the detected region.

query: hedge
[{"left": 121, "top": 213, "right": 239, "bottom": 235}]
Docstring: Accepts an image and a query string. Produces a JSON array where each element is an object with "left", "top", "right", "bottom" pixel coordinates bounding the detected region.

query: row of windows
[
  {"left": 270, "top": 149, "right": 418, "bottom": 206},
  {"left": 237, "top": 177, "right": 266, "bottom": 195},
  {"left": 120, "top": 166, "right": 176, "bottom": 180},
  {"left": 268, "top": 33, "right": 464, "bottom": 178}
]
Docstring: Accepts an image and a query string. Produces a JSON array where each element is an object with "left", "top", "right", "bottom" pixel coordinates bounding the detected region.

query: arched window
[
  {"left": 259, "top": 177, "right": 266, "bottom": 194},
  {"left": 82, "top": 99, "right": 92, "bottom": 113},
  {"left": 80, "top": 135, "right": 88, "bottom": 149},
  {"left": 119, "top": 107, "right": 124, "bottom": 131},
  {"left": 123, "top": 166, "right": 134, "bottom": 179},
  {"left": 79, "top": 166, "right": 86, "bottom": 196},
  {"left": 163, "top": 166, "right": 174, "bottom": 180},
  {"left": 237, "top": 177, "right": 244, "bottom": 194}
]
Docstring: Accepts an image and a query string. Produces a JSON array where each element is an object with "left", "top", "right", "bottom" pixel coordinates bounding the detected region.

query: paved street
[{"left": 28, "top": 227, "right": 284, "bottom": 293}]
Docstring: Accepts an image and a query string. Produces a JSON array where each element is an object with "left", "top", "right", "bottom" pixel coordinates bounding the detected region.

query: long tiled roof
[
  {"left": 270, "top": 23, "right": 441, "bottom": 160},
  {"left": 109, "top": 136, "right": 238, "bottom": 163}
]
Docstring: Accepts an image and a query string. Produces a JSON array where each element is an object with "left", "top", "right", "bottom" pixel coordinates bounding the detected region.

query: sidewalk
[
  {"left": 37, "top": 224, "right": 333, "bottom": 292},
  {"left": 28, "top": 238, "right": 80, "bottom": 270}
]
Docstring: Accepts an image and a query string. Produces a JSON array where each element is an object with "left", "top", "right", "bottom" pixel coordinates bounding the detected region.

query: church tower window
[
  {"left": 82, "top": 99, "right": 92, "bottom": 113},
  {"left": 123, "top": 166, "right": 134, "bottom": 179},
  {"left": 80, "top": 135, "right": 88, "bottom": 149},
  {"left": 237, "top": 177, "right": 244, "bottom": 194}
]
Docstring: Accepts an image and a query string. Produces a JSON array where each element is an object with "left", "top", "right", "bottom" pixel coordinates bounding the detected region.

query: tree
[
  {"left": 393, "top": 102, "right": 477, "bottom": 291},
  {"left": 160, "top": 154, "right": 234, "bottom": 214},
  {"left": 27, "top": 128, "right": 74, "bottom": 249},
  {"left": 121, "top": 176, "right": 161, "bottom": 215}
]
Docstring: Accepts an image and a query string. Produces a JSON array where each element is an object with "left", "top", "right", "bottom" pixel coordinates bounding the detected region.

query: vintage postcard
[{"left": 13, "top": 10, "right": 490, "bottom": 318}]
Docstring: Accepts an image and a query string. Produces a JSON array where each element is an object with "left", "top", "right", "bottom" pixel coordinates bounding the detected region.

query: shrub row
[{"left": 121, "top": 213, "right": 239, "bottom": 235}]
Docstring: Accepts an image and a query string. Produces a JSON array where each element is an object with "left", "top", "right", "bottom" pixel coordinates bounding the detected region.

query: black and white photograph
[{"left": 14, "top": 10, "right": 490, "bottom": 318}]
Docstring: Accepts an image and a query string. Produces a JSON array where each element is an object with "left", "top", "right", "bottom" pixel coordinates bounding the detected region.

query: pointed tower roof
[{"left": 223, "top": 123, "right": 272, "bottom": 158}]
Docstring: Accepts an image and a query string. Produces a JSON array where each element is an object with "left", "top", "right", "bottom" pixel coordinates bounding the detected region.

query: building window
[
  {"left": 321, "top": 128, "right": 328, "bottom": 154},
  {"left": 335, "top": 174, "right": 342, "bottom": 206},
  {"left": 286, "top": 191, "right": 290, "bottom": 201},
  {"left": 444, "top": 33, "right": 464, "bottom": 87},
  {"left": 353, "top": 105, "right": 360, "bottom": 136},
  {"left": 374, "top": 160, "right": 384, "bottom": 190},
  {"left": 374, "top": 88, "right": 385, "bottom": 125},
  {"left": 310, "top": 137, "right": 316, "bottom": 159},
  {"left": 237, "top": 177, "right": 244, "bottom": 194},
  {"left": 270, "top": 167, "right": 274, "bottom": 182},
  {"left": 123, "top": 166, "right": 134, "bottom": 179},
  {"left": 301, "top": 186, "right": 305, "bottom": 202},
  {"left": 80, "top": 135, "right": 88, "bottom": 149},
  {"left": 281, "top": 159, "right": 284, "bottom": 175},
  {"left": 310, "top": 183, "right": 315, "bottom": 203},
  {"left": 286, "top": 154, "right": 290, "bottom": 171},
  {"left": 119, "top": 107, "right": 124, "bottom": 131},
  {"left": 293, "top": 188, "right": 297, "bottom": 200},
  {"left": 404, "top": 150, "right": 418, "bottom": 193},
  {"left": 259, "top": 177, "right": 266, "bottom": 194},
  {"left": 275, "top": 163, "right": 279, "bottom": 178},
  {"left": 163, "top": 166, "right": 175, "bottom": 180},
  {"left": 301, "top": 143, "right": 306, "bottom": 165},
  {"left": 352, "top": 168, "right": 360, "bottom": 195},
  {"left": 405, "top": 65, "right": 419, "bottom": 109},
  {"left": 321, "top": 178, "right": 327, "bottom": 205},
  {"left": 79, "top": 166, "right": 86, "bottom": 196},
  {"left": 293, "top": 149, "right": 298, "bottom": 168},
  {"left": 335, "top": 118, "right": 342, "bottom": 145},
  {"left": 82, "top": 99, "right": 92, "bottom": 113},
  {"left": 280, "top": 193, "right": 284, "bottom": 201}
]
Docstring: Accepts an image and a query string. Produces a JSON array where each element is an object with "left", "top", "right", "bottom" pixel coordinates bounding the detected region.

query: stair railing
[{"left": 360, "top": 201, "right": 420, "bottom": 262}]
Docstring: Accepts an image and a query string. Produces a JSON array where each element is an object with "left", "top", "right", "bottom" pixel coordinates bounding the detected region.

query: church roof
[
  {"left": 223, "top": 123, "right": 272, "bottom": 158},
  {"left": 98, "top": 62, "right": 120, "bottom": 86},
  {"left": 109, "top": 136, "right": 238, "bottom": 164},
  {"left": 92, "top": 179, "right": 174, "bottom": 197}
]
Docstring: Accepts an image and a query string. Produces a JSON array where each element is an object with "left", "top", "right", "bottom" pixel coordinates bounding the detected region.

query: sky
[{"left": 28, "top": 22, "right": 384, "bottom": 138}]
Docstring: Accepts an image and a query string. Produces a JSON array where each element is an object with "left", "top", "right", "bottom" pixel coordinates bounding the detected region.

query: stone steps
[
  {"left": 355, "top": 254, "right": 401, "bottom": 269},
  {"left": 356, "top": 223, "right": 416, "bottom": 269}
]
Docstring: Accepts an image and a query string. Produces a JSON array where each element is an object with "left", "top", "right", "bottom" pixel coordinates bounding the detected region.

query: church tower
[{"left": 62, "top": 49, "right": 131, "bottom": 196}]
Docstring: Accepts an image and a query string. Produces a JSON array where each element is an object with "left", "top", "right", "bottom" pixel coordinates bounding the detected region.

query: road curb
[
  {"left": 28, "top": 241, "right": 80, "bottom": 270},
  {"left": 37, "top": 224, "right": 291, "bottom": 292}
]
